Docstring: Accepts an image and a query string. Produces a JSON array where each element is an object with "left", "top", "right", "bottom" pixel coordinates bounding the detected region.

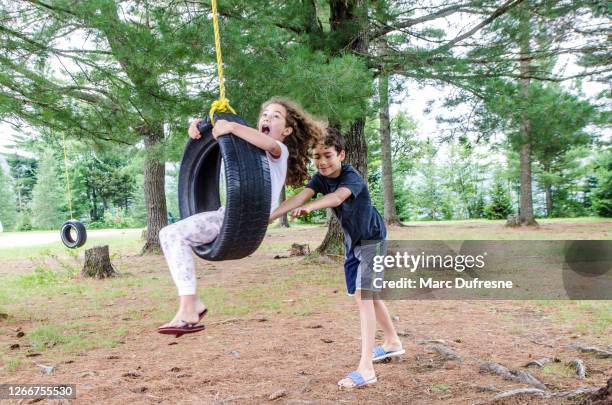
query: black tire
[
  {"left": 178, "top": 113, "right": 271, "bottom": 261},
  {"left": 60, "top": 220, "right": 87, "bottom": 249}
]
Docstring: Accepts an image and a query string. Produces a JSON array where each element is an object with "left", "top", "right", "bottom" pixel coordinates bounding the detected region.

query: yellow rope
[
  {"left": 208, "top": 0, "right": 236, "bottom": 123},
  {"left": 60, "top": 131, "right": 74, "bottom": 220}
]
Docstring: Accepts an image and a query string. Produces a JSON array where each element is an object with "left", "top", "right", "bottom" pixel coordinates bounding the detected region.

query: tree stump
[
  {"left": 505, "top": 214, "right": 521, "bottom": 227},
  {"left": 82, "top": 245, "right": 117, "bottom": 279}
]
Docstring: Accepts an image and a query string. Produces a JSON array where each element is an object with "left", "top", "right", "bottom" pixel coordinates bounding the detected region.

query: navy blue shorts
[{"left": 344, "top": 240, "right": 387, "bottom": 295}]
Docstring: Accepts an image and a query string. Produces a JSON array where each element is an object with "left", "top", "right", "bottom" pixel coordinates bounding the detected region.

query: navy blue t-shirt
[{"left": 306, "top": 164, "right": 386, "bottom": 251}]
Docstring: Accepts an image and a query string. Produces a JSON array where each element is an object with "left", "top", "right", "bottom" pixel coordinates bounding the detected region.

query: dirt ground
[{"left": 1, "top": 220, "right": 611, "bottom": 404}]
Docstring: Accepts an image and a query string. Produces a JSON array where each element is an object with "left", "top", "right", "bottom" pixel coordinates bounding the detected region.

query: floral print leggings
[{"left": 159, "top": 206, "right": 225, "bottom": 295}]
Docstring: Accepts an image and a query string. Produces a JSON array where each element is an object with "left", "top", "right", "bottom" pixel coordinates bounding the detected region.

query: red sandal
[{"left": 158, "top": 321, "right": 205, "bottom": 338}]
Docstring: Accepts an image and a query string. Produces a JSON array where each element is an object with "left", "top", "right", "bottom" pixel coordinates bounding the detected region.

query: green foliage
[
  {"left": 0, "top": 164, "right": 17, "bottom": 231},
  {"left": 471, "top": 194, "right": 487, "bottom": 219},
  {"left": 5, "top": 154, "right": 37, "bottom": 209},
  {"left": 537, "top": 146, "right": 593, "bottom": 217},
  {"left": 366, "top": 111, "right": 420, "bottom": 221},
  {"left": 87, "top": 210, "right": 142, "bottom": 230},
  {"left": 444, "top": 141, "right": 490, "bottom": 219},
  {"left": 485, "top": 179, "right": 514, "bottom": 220},
  {"left": 413, "top": 140, "right": 450, "bottom": 220},
  {"left": 15, "top": 210, "right": 33, "bottom": 231},
  {"left": 0, "top": 0, "right": 608, "bottom": 229},
  {"left": 590, "top": 149, "right": 612, "bottom": 217},
  {"left": 284, "top": 184, "right": 326, "bottom": 224},
  {"left": 127, "top": 173, "right": 148, "bottom": 227},
  {"left": 18, "top": 266, "right": 62, "bottom": 288},
  {"left": 224, "top": 39, "right": 373, "bottom": 129},
  {"left": 27, "top": 325, "right": 70, "bottom": 351},
  {"left": 30, "top": 149, "right": 69, "bottom": 229},
  {"left": 7, "top": 134, "right": 145, "bottom": 228},
  {"left": 477, "top": 82, "right": 596, "bottom": 154},
  {"left": 71, "top": 148, "right": 137, "bottom": 221}
]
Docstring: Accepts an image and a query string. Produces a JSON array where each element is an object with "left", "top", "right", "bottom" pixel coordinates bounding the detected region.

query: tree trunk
[
  {"left": 140, "top": 125, "right": 168, "bottom": 254},
  {"left": 318, "top": 0, "right": 369, "bottom": 255},
  {"left": 82, "top": 245, "right": 117, "bottom": 279},
  {"left": 279, "top": 186, "right": 289, "bottom": 228},
  {"left": 517, "top": 13, "right": 538, "bottom": 226},
  {"left": 544, "top": 182, "right": 553, "bottom": 217},
  {"left": 378, "top": 62, "right": 402, "bottom": 226},
  {"left": 518, "top": 141, "right": 537, "bottom": 225},
  {"left": 91, "top": 187, "right": 98, "bottom": 220}
]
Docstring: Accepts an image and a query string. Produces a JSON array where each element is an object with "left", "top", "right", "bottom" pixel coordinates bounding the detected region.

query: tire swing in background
[
  {"left": 59, "top": 131, "right": 87, "bottom": 249},
  {"left": 177, "top": 0, "right": 270, "bottom": 261}
]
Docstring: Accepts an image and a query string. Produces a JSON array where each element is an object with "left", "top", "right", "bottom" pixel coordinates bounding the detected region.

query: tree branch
[
  {"left": 370, "top": 2, "right": 476, "bottom": 40},
  {"left": 430, "top": 0, "right": 526, "bottom": 54}
]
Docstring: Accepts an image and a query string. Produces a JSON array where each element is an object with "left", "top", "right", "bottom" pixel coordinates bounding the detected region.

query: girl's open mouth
[{"left": 261, "top": 124, "right": 270, "bottom": 134}]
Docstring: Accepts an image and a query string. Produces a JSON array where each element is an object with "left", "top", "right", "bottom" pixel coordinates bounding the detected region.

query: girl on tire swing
[{"left": 158, "top": 97, "right": 323, "bottom": 337}]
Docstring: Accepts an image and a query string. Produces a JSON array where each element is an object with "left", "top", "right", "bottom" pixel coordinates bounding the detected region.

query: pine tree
[
  {"left": 485, "top": 180, "right": 514, "bottom": 220},
  {"left": 0, "top": 164, "right": 18, "bottom": 231},
  {"left": 31, "top": 150, "right": 69, "bottom": 230},
  {"left": 414, "top": 141, "right": 445, "bottom": 220},
  {"left": 591, "top": 150, "right": 612, "bottom": 217}
]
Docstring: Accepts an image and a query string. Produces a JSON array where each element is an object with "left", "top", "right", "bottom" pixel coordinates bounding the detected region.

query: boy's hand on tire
[{"left": 188, "top": 119, "right": 202, "bottom": 139}]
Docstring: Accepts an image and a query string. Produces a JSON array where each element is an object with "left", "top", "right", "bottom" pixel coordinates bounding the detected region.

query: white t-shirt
[{"left": 266, "top": 140, "right": 289, "bottom": 214}]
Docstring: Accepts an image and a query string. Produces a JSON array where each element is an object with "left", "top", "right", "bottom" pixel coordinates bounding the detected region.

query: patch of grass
[
  {"left": 540, "top": 301, "right": 611, "bottom": 337},
  {"left": 114, "top": 326, "right": 129, "bottom": 338},
  {"left": 287, "top": 264, "right": 342, "bottom": 287},
  {"left": 28, "top": 325, "right": 71, "bottom": 351},
  {"left": 148, "top": 286, "right": 172, "bottom": 301},
  {"left": 541, "top": 363, "right": 576, "bottom": 378},
  {"left": 3, "top": 356, "right": 22, "bottom": 373},
  {"left": 63, "top": 334, "right": 121, "bottom": 353},
  {"left": 15, "top": 262, "right": 77, "bottom": 289},
  {"left": 538, "top": 217, "right": 611, "bottom": 223},
  {"left": 24, "top": 322, "right": 123, "bottom": 356},
  {"left": 575, "top": 301, "right": 611, "bottom": 336},
  {"left": 0, "top": 290, "right": 9, "bottom": 306},
  {"left": 533, "top": 300, "right": 556, "bottom": 308},
  {"left": 0, "top": 272, "right": 96, "bottom": 308},
  {"left": 125, "top": 308, "right": 145, "bottom": 321},
  {"left": 431, "top": 383, "right": 451, "bottom": 392},
  {"left": 90, "top": 286, "right": 129, "bottom": 301},
  {"left": 290, "top": 293, "right": 331, "bottom": 316}
]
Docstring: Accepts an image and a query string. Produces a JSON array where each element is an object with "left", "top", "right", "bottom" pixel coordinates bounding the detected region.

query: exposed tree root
[
  {"left": 566, "top": 343, "right": 612, "bottom": 358},
  {"left": 479, "top": 361, "right": 546, "bottom": 390}
]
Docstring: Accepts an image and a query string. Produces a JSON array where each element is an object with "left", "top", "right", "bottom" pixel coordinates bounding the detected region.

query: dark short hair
[{"left": 320, "top": 127, "right": 345, "bottom": 153}]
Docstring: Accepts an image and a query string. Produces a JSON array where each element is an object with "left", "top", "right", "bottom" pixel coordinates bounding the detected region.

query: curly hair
[
  {"left": 321, "top": 127, "right": 345, "bottom": 153},
  {"left": 260, "top": 97, "right": 324, "bottom": 186}
]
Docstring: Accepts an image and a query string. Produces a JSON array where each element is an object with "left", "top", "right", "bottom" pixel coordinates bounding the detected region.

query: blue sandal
[
  {"left": 338, "top": 371, "right": 377, "bottom": 388},
  {"left": 372, "top": 345, "right": 405, "bottom": 362}
]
